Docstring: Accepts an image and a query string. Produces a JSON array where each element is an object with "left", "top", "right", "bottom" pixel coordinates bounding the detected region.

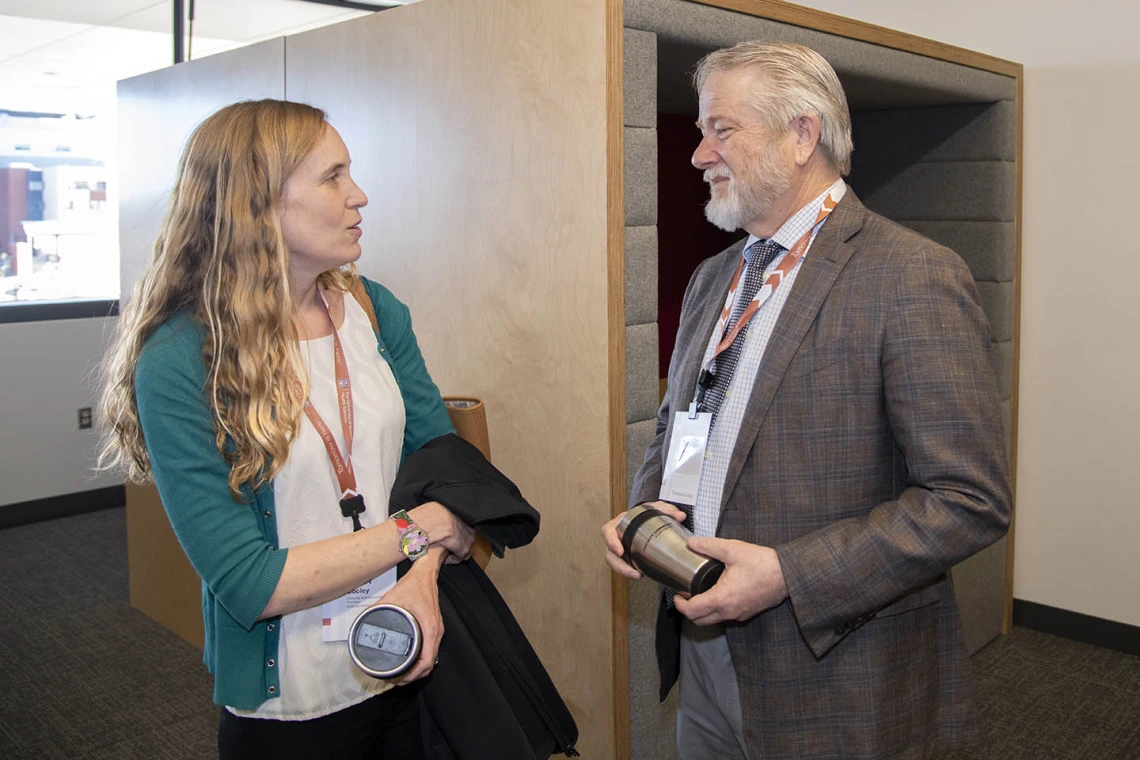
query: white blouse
[{"left": 230, "top": 294, "right": 406, "bottom": 720}]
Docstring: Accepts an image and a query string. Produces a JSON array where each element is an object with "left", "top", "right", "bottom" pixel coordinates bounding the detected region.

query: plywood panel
[
  {"left": 125, "top": 483, "right": 204, "bottom": 649},
  {"left": 284, "top": 1, "right": 611, "bottom": 755}
]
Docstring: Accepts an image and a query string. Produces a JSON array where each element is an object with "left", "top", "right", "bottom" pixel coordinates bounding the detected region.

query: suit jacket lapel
[
  {"left": 673, "top": 239, "right": 747, "bottom": 413},
  {"left": 719, "top": 192, "right": 868, "bottom": 511}
]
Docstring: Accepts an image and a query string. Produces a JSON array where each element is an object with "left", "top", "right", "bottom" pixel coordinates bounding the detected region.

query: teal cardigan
[{"left": 135, "top": 277, "right": 454, "bottom": 709}]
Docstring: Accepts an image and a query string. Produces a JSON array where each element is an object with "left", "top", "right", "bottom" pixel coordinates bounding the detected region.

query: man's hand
[
  {"left": 376, "top": 546, "right": 446, "bottom": 685},
  {"left": 602, "top": 501, "right": 688, "bottom": 580},
  {"left": 674, "top": 537, "right": 788, "bottom": 626}
]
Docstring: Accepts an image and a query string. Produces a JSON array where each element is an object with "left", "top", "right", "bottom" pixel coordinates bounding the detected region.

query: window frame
[{"left": 0, "top": 298, "right": 119, "bottom": 324}]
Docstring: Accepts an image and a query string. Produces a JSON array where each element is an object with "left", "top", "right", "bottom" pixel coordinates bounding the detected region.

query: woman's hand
[
  {"left": 408, "top": 502, "right": 475, "bottom": 562},
  {"left": 378, "top": 546, "right": 447, "bottom": 685}
]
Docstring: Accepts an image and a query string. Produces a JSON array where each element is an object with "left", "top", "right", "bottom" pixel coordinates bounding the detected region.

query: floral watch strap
[{"left": 392, "top": 509, "right": 429, "bottom": 561}]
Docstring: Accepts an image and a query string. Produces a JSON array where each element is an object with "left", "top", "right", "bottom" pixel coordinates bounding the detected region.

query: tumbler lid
[
  {"left": 347, "top": 603, "right": 422, "bottom": 679},
  {"left": 619, "top": 505, "right": 664, "bottom": 565},
  {"left": 690, "top": 558, "right": 725, "bottom": 596}
]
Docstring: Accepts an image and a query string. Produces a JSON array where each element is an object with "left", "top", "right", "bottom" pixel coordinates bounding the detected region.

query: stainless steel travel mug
[{"left": 617, "top": 504, "right": 725, "bottom": 596}]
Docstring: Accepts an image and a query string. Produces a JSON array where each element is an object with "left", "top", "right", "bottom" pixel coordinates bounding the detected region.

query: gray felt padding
[
  {"left": 854, "top": 160, "right": 1016, "bottom": 222},
  {"left": 625, "top": 127, "right": 658, "bottom": 227},
  {"left": 626, "top": 225, "right": 660, "bottom": 326},
  {"left": 901, "top": 220, "right": 1016, "bottom": 283},
  {"left": 853, "top": 101, "right": 1016, "bottom": 163},
  {"left": 991, "top": 339, "right": 1013, "bottom": 402},
  {"left": 628, "top": 0, "right": 1015, "bottom": 112},
  {"left": 976, "top": 280, "right": 1015, "bottom": 342},
  {"left": 625, "top": 28, "right": 658, "bottom": 128},
  {"left": 626, "top": 322, "right": 660, "bottom": 423}
]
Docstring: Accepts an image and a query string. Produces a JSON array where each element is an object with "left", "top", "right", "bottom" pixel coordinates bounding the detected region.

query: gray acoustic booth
[
  {"left": 620, "top": 1, "right": 1019, "bottom": 757},
  {"left": 115, "top": 1, "right": 1019, "bottom": 756}
]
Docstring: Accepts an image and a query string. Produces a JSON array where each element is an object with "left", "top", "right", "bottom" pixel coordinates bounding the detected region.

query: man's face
[{"left": 692, "top": 68, "right": 794, "bottom": 232}]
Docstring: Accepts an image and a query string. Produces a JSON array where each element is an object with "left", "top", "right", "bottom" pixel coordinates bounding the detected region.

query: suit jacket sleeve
[
  {"left": 136, "top": 318, "right": 288, "bottom": 630},
  {"left": 775, "top": 245, "right": 1012, "bottom": 657}
]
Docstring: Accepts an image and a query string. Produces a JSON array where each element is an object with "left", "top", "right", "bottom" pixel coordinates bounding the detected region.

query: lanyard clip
[{"left": 688, "top": 368, "right": 715, "bottom": 419}]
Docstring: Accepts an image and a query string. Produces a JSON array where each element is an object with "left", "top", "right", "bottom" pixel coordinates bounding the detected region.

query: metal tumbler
[
  {"left": 617, "top": 504, "right": 724, "bottom": 596},
  {"left": 347, "top": 603, "right": 423, "bottom": 679}
]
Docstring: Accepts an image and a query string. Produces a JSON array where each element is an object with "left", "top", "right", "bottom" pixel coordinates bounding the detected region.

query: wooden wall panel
[
  {"left": 283, "top": 1, "right": 611, "bottom": 755},
  {"left": 117, "top": 39, "right": 285, "bottom": 649}
]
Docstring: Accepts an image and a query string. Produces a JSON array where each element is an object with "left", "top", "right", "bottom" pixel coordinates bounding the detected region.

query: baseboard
[
  {"left": 0, "top": 486, "right": 126, "bottom": 530},
  {"left": 1013, "top": 598, "right": 1140, "bottom": 657}
]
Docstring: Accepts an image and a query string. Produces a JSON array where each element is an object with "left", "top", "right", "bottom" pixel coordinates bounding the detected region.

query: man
[{"left": 602, "top": 41, "right": 1010, "bottom": 759}]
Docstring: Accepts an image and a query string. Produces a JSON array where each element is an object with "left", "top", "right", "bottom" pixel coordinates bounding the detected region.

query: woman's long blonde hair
[{"left": 100, "top": 99, "right": 355, "bottom": 499}]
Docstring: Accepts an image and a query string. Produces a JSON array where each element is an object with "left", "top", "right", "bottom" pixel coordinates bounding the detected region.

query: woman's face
[{"left": 280, "top": 124, "right": 368, "bottom": 283}]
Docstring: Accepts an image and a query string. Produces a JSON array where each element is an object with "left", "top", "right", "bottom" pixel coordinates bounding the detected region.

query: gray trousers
[{"left": 677, "top": 619, "right": 754, "bottom": 760}]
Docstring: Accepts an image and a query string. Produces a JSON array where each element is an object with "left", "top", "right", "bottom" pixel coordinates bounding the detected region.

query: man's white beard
[{"left": 704, "top": 145, "right": 792, "bottom": 232}]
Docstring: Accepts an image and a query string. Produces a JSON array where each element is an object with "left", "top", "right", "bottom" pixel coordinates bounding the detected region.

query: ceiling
[{"left": 0, "top": 1, "right": 412, "bottom": 114}]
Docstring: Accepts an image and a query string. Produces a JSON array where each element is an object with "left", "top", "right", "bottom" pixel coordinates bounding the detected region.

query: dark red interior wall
[
  {"left": 1, "top": 168, "right": 29, "bottom": 264},
  {"left": 656, "top": 113, "right": 741, "bottom": 378}
]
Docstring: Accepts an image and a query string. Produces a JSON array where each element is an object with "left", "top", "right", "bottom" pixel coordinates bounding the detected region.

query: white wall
[
  {"left": 0, "top": 316, "right": 121, "bottom": 506},
  {"left": 797, "top": 0, "right": 1140, "bottom": 627}
]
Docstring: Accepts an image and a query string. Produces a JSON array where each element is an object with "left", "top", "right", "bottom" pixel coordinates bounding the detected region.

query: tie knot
[{"left": 744, "top": 239, "right": 784, "bottom": 272}]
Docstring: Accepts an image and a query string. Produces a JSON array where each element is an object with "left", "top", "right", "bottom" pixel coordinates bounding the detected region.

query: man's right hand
[{"left": 602, "top": 500, "right": 689, "bottom": 580}]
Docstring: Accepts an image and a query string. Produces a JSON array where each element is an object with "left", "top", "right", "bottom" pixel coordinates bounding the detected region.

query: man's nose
[{"left": 692, "top": 134, "right": 718, "bottom": 170}]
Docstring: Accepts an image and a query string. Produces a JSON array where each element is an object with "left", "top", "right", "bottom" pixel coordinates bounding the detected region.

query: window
[{"left": 0, "top": 112, "right": 117, "bottom": 311}]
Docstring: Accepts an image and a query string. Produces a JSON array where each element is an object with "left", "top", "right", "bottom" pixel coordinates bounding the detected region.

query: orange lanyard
[
  {"left": 690, "top": 191, "right": 840, "bottom": 415},
  {"left": 708, "top": 192, "right": 839, "bottom": 362},
  {"left": 295, "top": 294, "right": 366, "bottom": 530}
]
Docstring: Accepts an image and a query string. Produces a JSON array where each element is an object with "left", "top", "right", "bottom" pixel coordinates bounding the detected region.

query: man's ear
[{"left": 791, "top": 114, "right": 822, "bottom": 167}]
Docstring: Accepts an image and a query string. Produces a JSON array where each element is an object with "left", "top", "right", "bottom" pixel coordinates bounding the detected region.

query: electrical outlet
[{"left": 78, "top": 407, "right": 93, "bottom": 430}]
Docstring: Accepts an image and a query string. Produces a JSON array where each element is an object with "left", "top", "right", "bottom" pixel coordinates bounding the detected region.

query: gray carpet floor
[{"left": 1, "top": 508, "right": 1138, "bottom": 759}]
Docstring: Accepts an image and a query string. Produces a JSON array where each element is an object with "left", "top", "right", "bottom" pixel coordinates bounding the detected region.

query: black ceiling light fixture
[{"left": 173, "top": 0, "right": 405, "bottom": 64}]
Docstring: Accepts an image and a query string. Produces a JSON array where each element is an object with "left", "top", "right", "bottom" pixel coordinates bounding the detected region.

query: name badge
[
  {"left": 659, "top": 410, "right": 711, "bottom": 506},
  {"left": 320, "top": 567, "right": 397, "bottom": 642}
]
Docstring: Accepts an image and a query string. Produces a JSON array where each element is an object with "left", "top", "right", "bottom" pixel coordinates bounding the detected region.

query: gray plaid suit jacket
[{"left": 629, "top": 191, "right": 1011, "bottom": 759}]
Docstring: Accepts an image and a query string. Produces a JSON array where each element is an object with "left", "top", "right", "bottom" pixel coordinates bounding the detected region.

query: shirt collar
[{"left": 743, "top": 178, "right": 847, "bottom": 261}]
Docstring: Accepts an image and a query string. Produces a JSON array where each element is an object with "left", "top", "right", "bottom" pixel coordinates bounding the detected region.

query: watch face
[{"left": 402, "top": 529, "right": 429, "bottom": 559}]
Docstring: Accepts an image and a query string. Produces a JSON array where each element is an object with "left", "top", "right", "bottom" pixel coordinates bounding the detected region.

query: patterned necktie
[
  {"left": 701, "top": 238, "right": 785, "bottom": 427},
  {"left": 665, "top": 238, "right": 784, "bottom": 569}
]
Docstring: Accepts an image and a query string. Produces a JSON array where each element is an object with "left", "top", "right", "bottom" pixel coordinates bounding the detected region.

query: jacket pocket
[{"left": 785, "top": 341, "right": 869, "bottom": 379}]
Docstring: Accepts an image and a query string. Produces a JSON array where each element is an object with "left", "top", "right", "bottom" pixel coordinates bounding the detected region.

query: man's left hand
[{"left": 673, "top": 537, "right": 788, "bottom": 626}]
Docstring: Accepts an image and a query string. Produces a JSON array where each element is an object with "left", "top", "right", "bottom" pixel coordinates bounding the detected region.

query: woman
[{"left": 100, "top": 99, "right": 474, "bottom": 759}]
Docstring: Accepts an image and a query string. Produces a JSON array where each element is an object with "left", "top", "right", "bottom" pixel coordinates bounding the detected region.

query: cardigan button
[
  {"left": 266, "top": 623, "right": 275, "bottom": 632},
  {"left": 264, "top": 510, "right": 272, "bottom": 518},
  {"left": 267, "top": 659, "right": 276, "bottom": 668},
  {"left": 267, "top": 686, "right": 277, "bottom": 695}
]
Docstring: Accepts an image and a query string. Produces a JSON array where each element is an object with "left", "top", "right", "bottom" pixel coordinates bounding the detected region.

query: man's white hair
[{"left": 694, "top": 41, "right": 854, "bottom": 175}]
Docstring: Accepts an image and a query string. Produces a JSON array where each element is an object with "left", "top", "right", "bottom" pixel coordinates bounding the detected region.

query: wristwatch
[{"left": 391, "top": 509, "right": 429, "bottom": 561}]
